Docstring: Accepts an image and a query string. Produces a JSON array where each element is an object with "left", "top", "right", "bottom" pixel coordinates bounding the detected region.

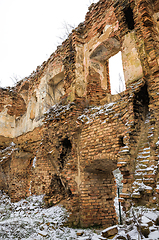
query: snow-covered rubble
[
  {"left": 77, "top": 102, "right": 116, "bottom": 124},
  {"left": 44, "top": 103, "right": 74, "bottom": 122},
  {"left": 0, "top": 142, "right": 17, "bottom": 163},
  {"left": 0, "top": 192, "right": 101, "bottom": 240},
  {"left": 0, "top": 191, "right": 159, "bottom": 239}
]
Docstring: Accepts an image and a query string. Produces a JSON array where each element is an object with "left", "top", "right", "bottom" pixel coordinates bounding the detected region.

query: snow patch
[{"left": 32, "top": 157, "right": 37, "bottom": 168}]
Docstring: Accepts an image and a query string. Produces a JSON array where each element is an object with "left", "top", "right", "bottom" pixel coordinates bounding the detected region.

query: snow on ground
[
  {"left": 0, "top": 192, "right": 101, "bottom": 240},
  {"left": 0, "top": 191, "right": 159, "bottom": 239}
]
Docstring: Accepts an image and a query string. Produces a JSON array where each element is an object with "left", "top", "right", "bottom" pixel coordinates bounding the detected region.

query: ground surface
[{"left": 0, "top": 191, "right": 159, "bottom": 239}]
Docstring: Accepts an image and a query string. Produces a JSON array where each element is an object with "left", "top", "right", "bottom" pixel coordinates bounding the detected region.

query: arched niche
[
  {"left": 47, "top": 71, "right": 65, "bottom": 105},
  {"left": 30, "top": 93, "right": 37, "bottom": 120}
]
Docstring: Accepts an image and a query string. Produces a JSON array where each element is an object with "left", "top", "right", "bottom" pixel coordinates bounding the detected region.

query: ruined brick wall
[
  {"left": 28, "top": 97, "right": 131, "bottom": 227},
  {"left": 0, "top": 0, "right": 159, "bottom": 228}
]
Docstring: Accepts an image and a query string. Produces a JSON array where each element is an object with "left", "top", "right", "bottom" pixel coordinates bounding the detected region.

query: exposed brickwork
[
  {"left": 0, "top": 0, "right": 159, "bottom": 229},
  {"left": 87, "top": 67, "right": 107, "bottom": 105},
  {"left": 0, "top": 88, "right": 26, "bottom": 117}
]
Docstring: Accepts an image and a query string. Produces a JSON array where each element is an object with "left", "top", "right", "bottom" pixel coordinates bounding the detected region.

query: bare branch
[
  {"left": 56, "top": 21, "right": 76, "bottom": 45},
  {"left": 10, "top": 74, "right": 21, "bottom": 85}
]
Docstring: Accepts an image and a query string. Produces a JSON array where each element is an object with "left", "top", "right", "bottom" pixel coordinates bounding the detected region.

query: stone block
[{"left": 102, "top": 225, "right": 118, "bottom": 238}]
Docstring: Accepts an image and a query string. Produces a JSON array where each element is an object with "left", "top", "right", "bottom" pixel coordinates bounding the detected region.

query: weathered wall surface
[
  {"left": 0, "top": 89, "right": 26, "bottom": 137},
  {"left": 0, "top": 0, "right": 159, "bottom": 228}
]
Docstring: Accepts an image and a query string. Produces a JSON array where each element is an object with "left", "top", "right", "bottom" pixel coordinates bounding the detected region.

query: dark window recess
[
  {"left": 133, "top": 83, "right": 149, "bottom": 123},
  {"left": 124, "top": 6, "right": 135, "bottom": 30},
  {"left": 129, "top": 84, "right": 149, "bottom": 145},
  {"left": 59, "top": 138, "right": 72, "bottom": 169},
  {"left": 119, "top": 136, "right": 125, "bottom": 147}
]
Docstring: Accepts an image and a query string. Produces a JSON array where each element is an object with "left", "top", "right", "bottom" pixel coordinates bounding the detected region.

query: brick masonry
[{"left": 0, "top": 0, "right": 159, "bottom": 228}]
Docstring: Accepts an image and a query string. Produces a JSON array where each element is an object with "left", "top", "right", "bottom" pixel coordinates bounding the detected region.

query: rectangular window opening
[
  {"left": 124, "top": 6, "right": 135, "bottom": 30},
  {"left": 108, "top": 51, "right": 126, "bottom": 95}
]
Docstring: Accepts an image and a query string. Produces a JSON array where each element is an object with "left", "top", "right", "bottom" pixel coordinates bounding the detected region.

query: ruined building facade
[{"left": 0, "top": 0, "right": 159, "bottom": 228}]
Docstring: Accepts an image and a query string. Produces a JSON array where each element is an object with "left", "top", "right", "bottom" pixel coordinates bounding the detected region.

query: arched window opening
[
  {"left": 89, "top": 38, "right": 122, "bottom": 100},
  {"left": 109, "top": 51, "right": 126, "bottom": 95},
  {"left": 124, "top": 6, "right": 135, "bottom": 30}
]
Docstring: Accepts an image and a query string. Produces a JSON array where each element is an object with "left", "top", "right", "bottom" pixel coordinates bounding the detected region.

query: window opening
[
  {"left": 109, "top": 51, "right": 126, "bottom": 95},
  {"left": 124, "top": 6, "right": 135, "bottom": 30}
]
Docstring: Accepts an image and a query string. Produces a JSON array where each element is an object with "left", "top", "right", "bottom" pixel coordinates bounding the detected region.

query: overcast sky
[{"left": 0, "top": 0, "right": 98, "bottom": 87}]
